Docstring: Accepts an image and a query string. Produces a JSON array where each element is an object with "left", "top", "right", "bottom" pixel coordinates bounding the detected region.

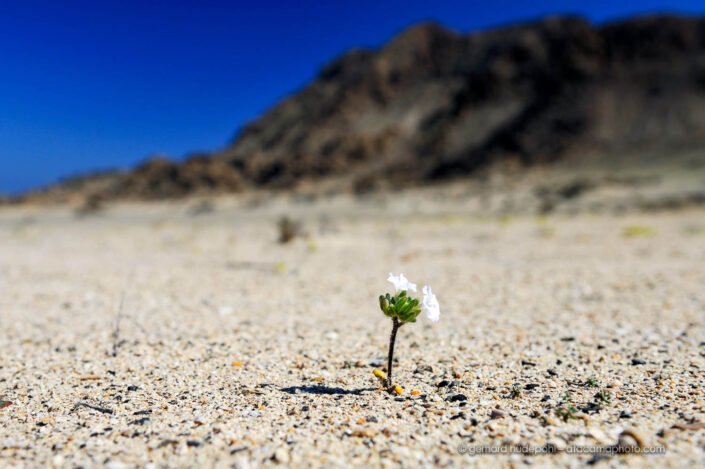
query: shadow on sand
[{"left": 281, "top": 385, "right": 376, "bottom": 396}]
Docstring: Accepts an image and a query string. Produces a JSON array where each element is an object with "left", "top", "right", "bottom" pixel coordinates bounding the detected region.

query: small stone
[
  {"left": 273, "top": 448, "right": 289, "bottom": 464},
  {"left": 37, "top": 416, "right": 55, "bottom": 426},
  {"left": 230, "top": 445, "right": 248, "bottom": 454},
  {"left": 546, "top": 439, "right": 566, "bottom": 452},
  {"left": 448, "top": 394, "right": 467, "bottom": 402},
  {"left": 588, "top": 429, "right": 612, "bottom": 445},
  {"left": 619, "top": 410, "right": 632, "bottom": 419},
  {"left": 129, "top": 417, "right": 150, "bottom": 426},
  {"left": 437, "top": 380, "right": 450, "bottom": 387},
  {"left": 671, "top": 422, "right": 705, "bottom": 431},
  {"left": 127, "top": 385, "right": 139, "bottom": 392},
  {"left": 631, "top": 358, "right": 646, "bottom": 365},
  {"left": 410, "top": 389, "right": 421, "bottom": 396},
  {"left": 186, "top": 440, "right": 202, "bottom": 447},
  {"left": 616, "top": 430, "right": 645, "bottom": 450},
  {"left": 414, "top": 364, "right": 434, "bottom": 373},
  {"left": 490, "top": 409, "right": 507, "bottom": 419},
  {"left": 105, "top": 462, "right": 129, "bottom": 469}
]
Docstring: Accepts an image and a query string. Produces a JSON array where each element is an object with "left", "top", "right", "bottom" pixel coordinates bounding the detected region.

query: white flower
[
  {"left": 387, "top": 272, "right": 417, "bottom": 293},
  {"left": 422, "top": 285, "right": 440, "bottom": 322}
]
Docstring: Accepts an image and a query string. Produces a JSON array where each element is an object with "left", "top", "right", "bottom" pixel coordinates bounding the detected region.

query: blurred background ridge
[{"left": 2, "top": 11, "right": 705, "bottom": 204}]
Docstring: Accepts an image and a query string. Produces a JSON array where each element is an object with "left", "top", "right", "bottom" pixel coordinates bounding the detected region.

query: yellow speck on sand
[{"left": 373, "top": 369, "right": 387, "bottom": 383}]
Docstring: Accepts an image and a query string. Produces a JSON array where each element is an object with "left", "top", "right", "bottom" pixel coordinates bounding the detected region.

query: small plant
[
  {"left": 585, "top": 377, "right": 599, "bottom": 387},
  {"left": 622, "top": 225, "right": 656, "bottom": 238},
  {"left": 277, "top": 216, "right": 303, "bottom": 244},
  {"left": 555, "top": 404, "right": 579, "bottom": 421},
  {"left": 555, "top": 391, "right": 579, "bottom": 421},
  {"left": 682, "top": 224, "right": 705, "bottom": 237},
  {"left": 594, "top": 389, "right": 612, "bottom": 405},
  {"left": 375, "top": 273, "right": 440, "bottom": 392},
  {"left": 509, "top": 383, "right": 522, "bottom": 399},
  {"left": 537, "top": 225, "right": 556, "bottom": 239}
]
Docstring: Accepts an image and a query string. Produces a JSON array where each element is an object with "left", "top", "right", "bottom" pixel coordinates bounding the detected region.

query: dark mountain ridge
[{"left": 12, "top": 14, "right": 705, "bottom": 203}]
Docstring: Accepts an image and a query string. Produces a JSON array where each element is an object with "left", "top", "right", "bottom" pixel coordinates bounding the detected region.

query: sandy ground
[{"left": 1, "top": 193, "right": 704, "bottom": 468}]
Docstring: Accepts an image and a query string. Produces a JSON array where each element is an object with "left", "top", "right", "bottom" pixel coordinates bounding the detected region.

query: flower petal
[
  {"left": 422, "top": 285, "right": 440, "bottom": 322},
  {"left": 387, "top": 272, "right": 417, "bottom": 293}
]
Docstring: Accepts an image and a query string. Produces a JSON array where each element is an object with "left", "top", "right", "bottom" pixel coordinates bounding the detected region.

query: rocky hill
[{"left": 14, "top": 14, "right": 705, "bottom": 203}]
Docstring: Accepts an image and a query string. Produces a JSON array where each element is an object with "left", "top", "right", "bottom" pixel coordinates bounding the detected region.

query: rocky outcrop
[
  {"left": 215, "top": 15, "right": 705, "bottom": 191},
  {"left": 15, "top": 15, "right": 705, "bottom": 202}
]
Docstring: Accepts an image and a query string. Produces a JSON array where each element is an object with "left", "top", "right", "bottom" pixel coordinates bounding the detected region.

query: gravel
[{"left": 0, "top": 196, "right": 704, "bottom": 467}]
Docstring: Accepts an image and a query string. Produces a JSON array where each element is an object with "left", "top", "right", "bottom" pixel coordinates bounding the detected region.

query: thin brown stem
[{"left": 386, "top": 317, "right": 401, "bottom": 390}]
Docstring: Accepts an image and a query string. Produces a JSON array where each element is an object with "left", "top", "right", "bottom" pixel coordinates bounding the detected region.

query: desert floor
[{"left": 1, "top": 192, "right": 704, "bottom": 468}]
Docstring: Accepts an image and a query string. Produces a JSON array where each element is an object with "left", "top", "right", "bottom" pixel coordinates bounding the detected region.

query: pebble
[{"left": 273, "top": 448, "right": 290, "bottom": 464}]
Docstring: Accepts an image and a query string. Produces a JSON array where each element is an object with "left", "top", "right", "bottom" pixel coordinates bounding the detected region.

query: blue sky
[{"left": 1, "top": 1, "right": 703, "bottom": 193}]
